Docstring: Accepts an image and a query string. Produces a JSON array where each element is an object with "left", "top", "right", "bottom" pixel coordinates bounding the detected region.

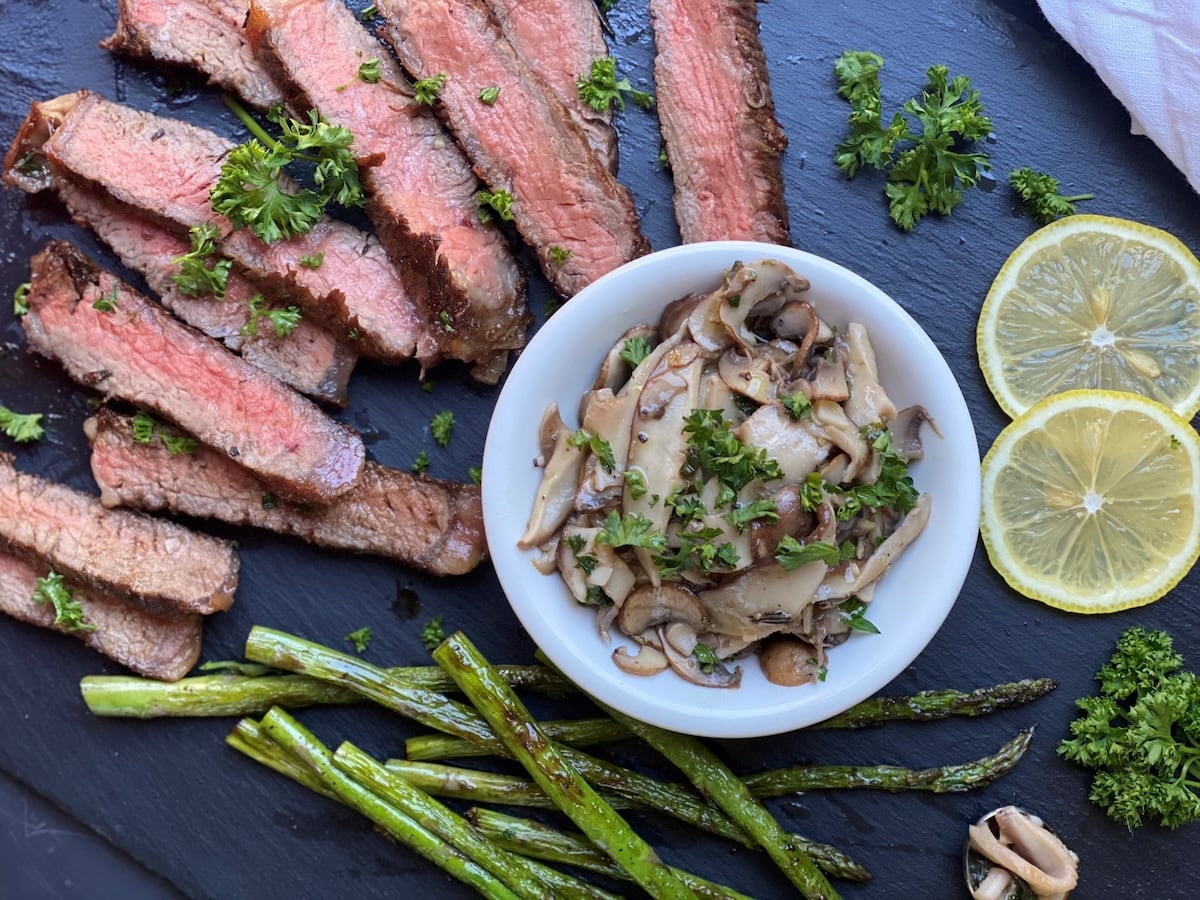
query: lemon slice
[
  {"left": 977, "top": 215, "right": 1200, "bottom": 419},
  {"left": 981, "top": 390, "right": 1200, "bottom": 613}
]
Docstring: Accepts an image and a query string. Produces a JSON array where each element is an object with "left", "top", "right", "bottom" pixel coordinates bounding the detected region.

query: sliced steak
[
  {"left": 4, "top": 91, "right": 432, "bottom": 365},
  {"left": 482, "top": 0, "right": 616, "bottom": 171},
  {"left": 88, "top": 409, "right": 486, "bottom": 576},
  {"left": 245, "top": 0, "right": 527, "bottom": 382},
  {"left": 0, "top": 453, "right": 238, "bottom": 617},
  {"left": 58, "top": 181, "right": 356, "bottom": 406},
  {"left": 374, "top": 0, "right": 651, "bottom": 297},
  {"left": 22, "top": 241, "right": 365, "bottom": 504},
  {"left": 649, "top": 0, "right": 790, "bottom": 244},
  {"left": 103, "top": 0, "right": 286, "bottom": 109},
  {"left": 0, "top": 553, "right": 202, "bottom": 681}
]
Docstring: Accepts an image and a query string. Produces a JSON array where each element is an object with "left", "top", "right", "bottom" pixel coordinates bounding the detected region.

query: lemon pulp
[
  {"left": 978, "top": 215, "right": 1200, "bottom": 419},
  {"left": 980, "top": 389, "right": 1200, "bottom": 613}
]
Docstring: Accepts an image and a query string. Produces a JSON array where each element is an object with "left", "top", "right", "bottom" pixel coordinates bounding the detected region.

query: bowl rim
[{"left": 483, "top": 240, "right": 981, "bottom": 738}]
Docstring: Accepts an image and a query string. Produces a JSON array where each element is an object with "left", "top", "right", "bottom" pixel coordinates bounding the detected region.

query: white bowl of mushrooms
[{"left": 483, "top": 241, "right": 980, "bottom": 738}]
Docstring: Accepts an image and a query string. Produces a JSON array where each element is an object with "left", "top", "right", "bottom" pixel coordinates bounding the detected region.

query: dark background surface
[{"left": 1, "top": 0, "right": 1198, "bottom": 897}]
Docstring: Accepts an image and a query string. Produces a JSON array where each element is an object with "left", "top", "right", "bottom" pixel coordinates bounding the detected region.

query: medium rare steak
[
  {"left": 104, "top": 0, "right": 286, "bottom": 109},
  {"left": 58, "top": 181, "right": 356, "bottom": 406},
  {"left": 4, "top": 91, "right": 432, "bottom": 365},
  {"left": 0, "top": 453, "right": 238, "bottom": 617},
  {"left": 245, "top": 0, "right": 527, "bottom": 382},
  {"left": 649, "top": 0, "right": 790, "bottom": 244},
  {"left": 482, "top": 0, "right": 616, "bottom": 171},
  {"left": 375, "top": 0, "right": 651, "bottom": 297},
  {"left": 88, "top": 409, "right": 486, "bottom": 577},
  {"left": 0, "top": 553, "right": 202, "bottom": 681},
  {"left": 22, "top": 241, "right": 365, "bottom": 504}
]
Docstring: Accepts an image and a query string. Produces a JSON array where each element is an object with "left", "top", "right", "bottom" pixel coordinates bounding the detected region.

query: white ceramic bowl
[{"left": 483, "top": 241, "right": 980, "bottom": 738}]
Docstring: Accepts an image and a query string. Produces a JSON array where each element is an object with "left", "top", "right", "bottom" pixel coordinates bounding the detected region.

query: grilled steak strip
[
  {"left": 88, "top": 409, "right": 486, "bottom": 577},
  {"left": 374, "top": 0, "right": 651, "bottom": 297},
  {"left": 57, "top": 181, "right": 356, "bottom": 406},
  {"left": 23, "top": 241, "right": 365, "bottom": 504},
  {"left": 0, "top": 453, "right": 238, "bottom": 617},
  {"left": 103, "top": 0, "right": 286, "bottom": 109},
  {"left": 481, "top": 0, "right": 616, "bottom": 172},
  {"left": 648, "top": 0, "right": 790, "bottom": 244},
  {"left": 4, "top": 91, "right": 433, "bottom": 365},
  {"left": 0, "top": 553, "right": 202, "bottom": 682},
  {"left": 245, "top": 0, "right": 527, "bottom": 382}
]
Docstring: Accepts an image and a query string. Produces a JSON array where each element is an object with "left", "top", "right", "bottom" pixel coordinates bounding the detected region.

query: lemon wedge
[
  {"left": 977, "top": 215, "right": 1200, "bottom": 419},
  {"left": 980, "top": 390, "right": 1200, "bottom": 613}
]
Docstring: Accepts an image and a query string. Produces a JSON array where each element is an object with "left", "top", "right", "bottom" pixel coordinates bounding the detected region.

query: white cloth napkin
[{"left": 1038, "top": 0, "right": 1200, "bottom": 195}]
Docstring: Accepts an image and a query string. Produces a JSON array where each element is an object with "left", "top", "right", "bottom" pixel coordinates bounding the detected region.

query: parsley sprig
[
  {"left": 1059, "top": 627, "right": 1200, "bottom": 828},
  {"left": 172, "top": 222, "right": 231, "bottom": 300},
  {"left": 682, "top": 409, "right": 783, "bottom": 499},
  {"left": 211, "top": 101, "right": 365, "bottom": 243},
  {"left": 577, "top": 57, "right": 654, "bottom": 112},
  {"left": 32, "top": 572, "right": 94, "bottom": 633},
  {"left": 834, "top": 51, "right": 993, "bottom": 230},
  {"left": 0, "top": 404, "right": 44, "bottom": 443},
  {"left": 1009, "top": 166, "right": 1093, "bottom": 224}
]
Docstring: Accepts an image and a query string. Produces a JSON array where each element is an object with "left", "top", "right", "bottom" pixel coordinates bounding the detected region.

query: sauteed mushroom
[{"left": 522, "top": 258, "right": 934, "bottom": 687}]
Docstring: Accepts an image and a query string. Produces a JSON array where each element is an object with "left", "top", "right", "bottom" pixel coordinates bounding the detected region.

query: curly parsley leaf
[
  {"left": 0, "top": 405, "right": 44, "bottom": 444},
  {"left": 619, "top": 335, "right": 654, "bottom": 368},
  {"left": 781, "top": 392, "right": 812, "bottom": 421},
  {"left": 775, "top": 535, "right": 843, "bottom": 569},
  {"left": 411, "top": 450, "right": 430, "bottom": 474},
  {"left": 32, "top": 572, "right": 94, "bottom": 633},
  {"left": 210, "top": 105, "right": 364, "bottom": 243},
  {"left": 13, "top": 282, "right": 30, "bottom": 317},
  {"left": 242, "top": 295, "right": 302, "bottom": 338},
  {"left": 478, "top": 86, "right": 500, "bottom": 105},
  {"left": 1010, "top": 166, "right": 1093, "bottom": 225},
  {"left": 577, "top": 57, "right": 654, "bottom": 112},
  {"left": 171, "top": 222, "right": 232, "bottom": 300},
  {"left": 476, "top": 188, "right": 514, "bottom": 223},
  {"left": 682, "top": 409, "right": 783, "bottom": 495},
  {"left": 421, "top": 615, "right": 446, "bottom": 652},
  {"left": 596, "top": 510, "right": 665, "bottom": 552},
  {"left": 726, "top": 498, "right": 779, "bottom": 532},
  {"left": 839, "top": 598, "right": 880, "bottom": 634},
  {"left": 358, "top": 59, "right": 381, "bottom": 83},
  {"left": 413, "top": 73, "right": 446, "bottom": 105},
  {"left": 468, "top": 465, "right": 482, "bottom": 485},
  {"left": 570, "top": 429, "right": 615, "bottom": 472},
  {"left": 431, "top": 410, "right": 455, "bottom": 447}
]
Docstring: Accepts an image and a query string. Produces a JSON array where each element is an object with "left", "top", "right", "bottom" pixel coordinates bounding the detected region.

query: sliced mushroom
[
  {"left": 759, "top": 635, "right": 823, "bottom": 686},
  {"left": 842, "top": 323, "right": 897, "bottom": 428},
  {"left": 969, "top": 865, "right": 1014, "bottom": 900},
  {"left": 810, "top": 399, "right": 871, "bottom": 482},
  {"left": 891, "top": 404, "right": 938, "bottom": 461},
  {"left": 612, "top": 642, "right": 669, "bottom": 676},
  {"left": 718, "top": 346, "right": 778, "bottom": 405},
  {"left": 617, "top": 583, "right": 707, "bottom": 635},
  {"left": 660, "top": 291, "right": 707, "bottom": 338},
  {"left": 699, "top": 560, "right": 826, "bottom": 642},
  {"left": 817, "top": 493, "right": 931, "bottom": 601},
  {"left": 772, "top": 299, "right": 833, "bottom": 344},
  {"left": 808, "top": 353, "right": 849, "bottom": 402},
  {"left": 659, "top": 626, "right": 742, "bottom": 688},
  {"left": 697, "top": 369, "right": 745, "bottom": 423},
  {"left": 750, "top": 483, "right": 815, "bottom": 561},
  {"left": 717, "top": 260, "right": 811, "bottom": 349},
  {"left": 967, "top": 806, "right": 1079, "bottom": 898},
  {"left": 736, "top": 403, "right": 831, "bottom": 484},
  {"left": 520, "top": 405, "right": 587, "bottom": 548}
]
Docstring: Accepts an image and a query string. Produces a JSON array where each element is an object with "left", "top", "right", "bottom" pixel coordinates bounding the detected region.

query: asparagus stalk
[
  {"left": 603, "top": 704, "right": 840, "bottom": 900},
  {"left": 383, "top": 758, "right": 631, "bottom": 809},
  {"left": 81, "top": 664, "right": 574, "bottom": 718},
  {"left": 466, "top": 807, "right": 758, "bottom": 900},
  {"left": 809, "top": 679, "right": 1057, "bottom": 729},
  {"left": 743, "top": 728, "right": 1036, "bottom": 797},
  {"left": 332, "top": 741, "right": 616, "bottom": 900},
  {"left": 432, "top": 631, "right": 700, "bottom": 900},
  {"left": 406, "top": 718, "right": 627, "bottom": 760},
  {"left": 251, "top": 709, "right": 523, "bottom": 899},
  {"left": 226, "top": 717, "right": 334, "bottom": 799}
]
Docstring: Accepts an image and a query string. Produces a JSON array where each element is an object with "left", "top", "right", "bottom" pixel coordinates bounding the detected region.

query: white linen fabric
[{"left": 1038, "top": 0, "right": 1200, "bottom": 194}]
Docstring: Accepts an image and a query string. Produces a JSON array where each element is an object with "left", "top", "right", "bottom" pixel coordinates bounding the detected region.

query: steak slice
[
  {"left": 482, "top": 0, "right": 616, "bottom": 172},
  {"left": 245, "top": 0, "right": 527, "bottom": 382},
  {"left": 0, "top": 553, "right": 202, "bottom": 682},
  {"left": 103, "top": 0, "right": 286, "bottom": 109},
  {"left": 58, "top": 181, "right": 356, "bottom": 406},
  {"left": 375, "top": 0, "right": 651, "bottom": 297},
  {"left": 649, "top": 0, "right": 790, "bottom": 244},
  {"left": 23, "top": 241, "right": 365, "bottom": 504},
  {"left": 4, "top": 91, "right": 432, "bottom": 365},
  {"left": 88, "top": 409, "right": 486, "bottom": 576},
  {"left": 0, "top": 453, "right": 238, "bottom": 617}
]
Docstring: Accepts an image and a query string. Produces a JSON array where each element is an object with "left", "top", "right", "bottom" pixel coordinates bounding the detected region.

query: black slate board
[{"left": 1, "top": 0, "right": 1198, "bottom": 897}]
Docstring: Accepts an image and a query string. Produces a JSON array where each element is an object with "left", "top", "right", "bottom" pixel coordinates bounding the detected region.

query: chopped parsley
[
  {"left": 421, "top": 615, "right": 446, "bottom": 651},
  {"left": 344, "top": 626, "right": 373, "bottom": 653},
  {"left": 577, "top": 57, "right": 654, "bottom": 112},
  {"left": 411, "top": 450, "right": 430, "bottom": 474},
  {"left": 839, "top": 598, "right": 880, "bottom": 634},
  {"left": 548, "top": 246, "right": 572, "bottom": 267},
  {"left": 1010, "top": 166, "right": 1093, "bottom": 225},
  {"left": 358, "top": 59, "right": 381, "bottom": 83},
  {"left": 596, "top": 510, "right": 665, "bottom": 552},
  {"left": 619, "top": 335, "right": 654, "bottom": 367},
  {"left": 431, "top": 410, "right": 454, "bottom": 447},
  {"left": 468, "top": 464, "right": 482, "bottom": 485},
  {"left": 360, "top": 4, "right": 377, "bottom": 21},
  {"left": 569, "top": 429, "right": 615, "bottom": 472},
  {"left": 32, "top": 572, "right": 94, "bottom": 633},
  {"left": 13, "top": 282, "right": 30, "bottom": 317},
  {"left": 682, "top": 409, "right": 783, "bottom": 497},
  {"left": 439, "top": 310, "right": 455, "bottom": 333},
  {"left": 775, "top": 535, "right": 843, "bottom": 569},
  {"left": 726, "top": 498, "right": 779, "bottom": 532},
  {"left": 693, "top": 643, "right": 719, "bottom": 673},
  {"left": 242, "top": 295, "right": 302, "bottom": 338},
  {"left": 132, "top": 410, "right": 157, "bottom": 444},
  {"left": 832, "top": 424, "right": 918, "bottom": 520},
  {"left": 781, "top": 392, "right": 812, "bottom": 421},
  {"left": 478, "top": 86, "right": 500, "bottom": 105},
  {"left": 476, "top": 188, "right": 514, "bottom": 223},
  {"left": 298, "top": 252, "right": 324, "bottom": 269},
  {"left": 413, "top": 73, "right": 446, "bottom": 105},
  {"left": 0, "top": 405, "right": 44, "bottom": 444},
  {"left": 171, "top": 222, "right": 231, "bottom": 300},
  {"left": 92, "top": 285, "right": 118, "bottom": 313},
  {"left": 623, "top": 467, "right": 648, "bottom": 499}
]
